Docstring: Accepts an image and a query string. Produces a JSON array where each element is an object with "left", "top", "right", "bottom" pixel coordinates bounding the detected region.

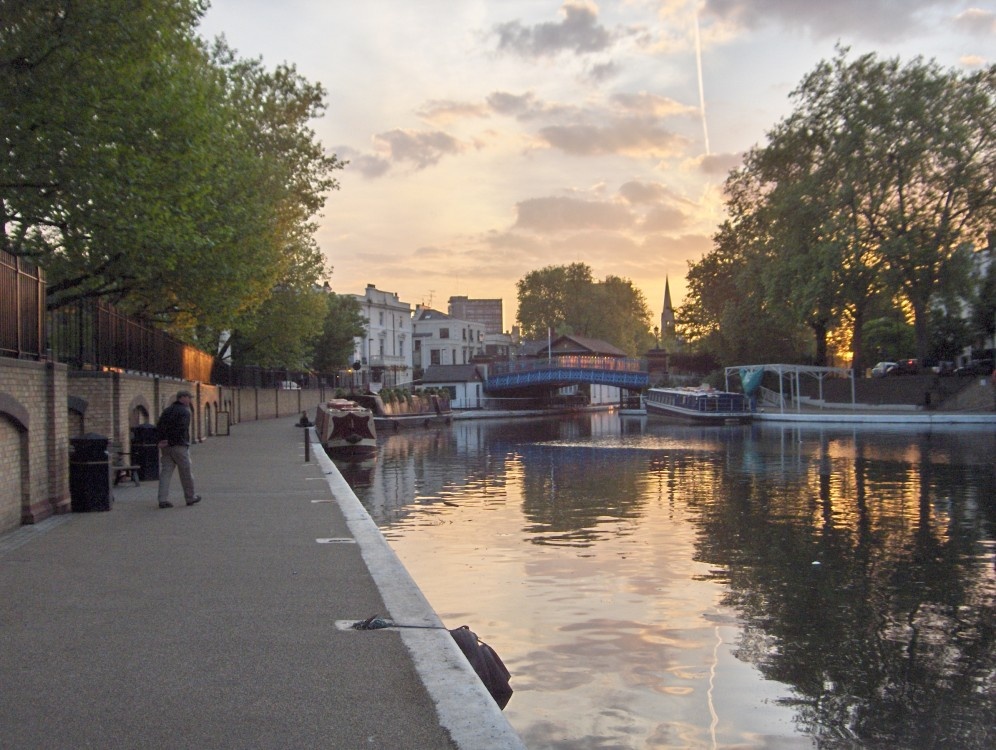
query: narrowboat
[
  {"left": 314, "top": 399, "right": 377, "bottom": 456},
  {"left": 645, "top": 386, "right": 752, "bottom": 424}
]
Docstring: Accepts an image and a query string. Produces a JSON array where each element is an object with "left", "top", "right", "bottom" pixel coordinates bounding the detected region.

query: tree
[
  {"left": 515, "top": 263, "right": 594, "bottom": 339},
  {"left": 1, "top": 0, "right": 343, "bottom": 346},
  {"left": 682, "top": 49, "right": 995, "bottom": 369},
  {"left": 312, "top": 291, "right": 365, "bottom": 375},
  {"left": 678, "top": 221, "right": 808, "bottom": 366},
  {"left": 515, "top": 263, "right": 653, "bottom": 355},
  {"left": 225, "top": 286, "right": 327, "bottom": 370},
  {"left": 781, "top": 50, "right": 995, "bottom": 362}
]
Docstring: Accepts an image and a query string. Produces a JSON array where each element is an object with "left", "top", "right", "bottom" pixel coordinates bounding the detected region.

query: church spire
[{"left": 661, "top": 277, "right": 676, "bottom": 339}]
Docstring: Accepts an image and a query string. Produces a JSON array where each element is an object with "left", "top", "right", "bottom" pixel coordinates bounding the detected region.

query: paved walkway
[{"left": 0, "top": 417, "right": 523, "bottom": 749}]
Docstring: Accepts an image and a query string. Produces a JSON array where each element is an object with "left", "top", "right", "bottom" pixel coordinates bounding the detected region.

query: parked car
[
  {"left": 871, "top": 361, "right": 897, "bottom": 378},
  {"left": 933, "top": 361, "right": 956, "bottom": 375},
  {"left": 954, "top": 359, "right": 995, "bottom": 377},
  {"left": 278, "top": 380, "right": 301, "bottom": 390},
  {"left": 893, "top": 358, "right": 919, "bottom": 375}
]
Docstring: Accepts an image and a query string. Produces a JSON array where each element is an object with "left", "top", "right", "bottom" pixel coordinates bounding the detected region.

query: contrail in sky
[{"left": 693, "top": 7, "right": 711, "bottom": 156}]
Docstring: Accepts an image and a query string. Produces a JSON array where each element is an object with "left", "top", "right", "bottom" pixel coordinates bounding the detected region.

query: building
[
  {"left": 447, "top": 296, "right": 503, "bottom": 334},
  {"left": 412, "top": 307, "right": 486, "bottom": 374},
  {"left": 421, "top": 364, "right": 486, "bottom": 408},
  {"left": 660, "top": 276, "right": 676, "bottom": 345},
  {"left": 351, "top": 284, "right": 413, "bottom": 388},
  {"left": 533, "top": 334, "right": 627, "bottom": 406}
]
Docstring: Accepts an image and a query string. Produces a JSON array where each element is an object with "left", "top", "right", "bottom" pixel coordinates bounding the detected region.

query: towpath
[{"left": 0, "top": 416, "right": 523, "bottom": 749}]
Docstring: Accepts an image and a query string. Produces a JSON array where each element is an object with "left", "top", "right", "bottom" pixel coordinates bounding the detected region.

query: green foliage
[
  {"left": 515, "top": 263, "right": 653, "bottom": 355},
  {"left": 311, "top": 292, "right": 365, "bottom": 374},
  {"left": 1, "top": 0, "right": 344, "bottom": 350},
  {"left": 682, "top": 48, "right": 995, "bottom": 369},
  {"left": 862, "top": 316, "right": 916, "bottom": 363},
  {"left": 228, "top": 286, "right": 327, "bottom": 369}
]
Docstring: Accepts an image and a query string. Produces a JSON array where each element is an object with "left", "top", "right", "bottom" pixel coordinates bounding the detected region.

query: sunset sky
[{"left": 197, "top": 1, "right": 994, "bottom": 331}]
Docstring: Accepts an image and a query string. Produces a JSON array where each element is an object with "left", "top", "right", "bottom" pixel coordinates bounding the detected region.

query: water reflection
[{"left": 336, "top": 415, "right": 995, "bottom": 749}]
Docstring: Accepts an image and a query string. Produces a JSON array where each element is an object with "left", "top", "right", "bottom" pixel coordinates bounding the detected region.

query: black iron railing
[
  {"left": 0, "top": 249, "right": 45, "bottom": 360},
  {"left": 2, "top": 247, "right": 340, "bottom": 387}
]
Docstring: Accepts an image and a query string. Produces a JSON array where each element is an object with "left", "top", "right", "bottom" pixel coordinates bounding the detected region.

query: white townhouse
[
  {"left": 351, "top": 284, "right": 413, "bottom": 388},
  {"left": 411, "top": 306, "right": 486, "bottom": 374}
]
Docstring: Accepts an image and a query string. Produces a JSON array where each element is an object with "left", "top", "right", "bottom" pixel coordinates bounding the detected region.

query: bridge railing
[{"left": 489, "top": 355, "right": 645, "bottom": 376}]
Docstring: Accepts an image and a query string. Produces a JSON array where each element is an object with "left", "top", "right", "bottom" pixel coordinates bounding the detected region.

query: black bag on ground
[{"left": 449, "top": 625, "right": 513, "bottom": 709}]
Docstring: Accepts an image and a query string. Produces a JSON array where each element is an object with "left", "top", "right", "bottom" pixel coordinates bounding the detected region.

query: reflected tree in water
[{"left": 687, "top": 433, "right": 995, "bottom": 748}]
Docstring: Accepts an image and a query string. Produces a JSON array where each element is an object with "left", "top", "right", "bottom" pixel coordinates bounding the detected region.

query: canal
[{"left": 335, "top": 412, "right": 995, "bottom": 749}]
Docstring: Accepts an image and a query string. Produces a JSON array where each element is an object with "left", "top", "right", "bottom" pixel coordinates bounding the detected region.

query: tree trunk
[{"left": 811, "top": 319, "right": 828, "bottom": 366}]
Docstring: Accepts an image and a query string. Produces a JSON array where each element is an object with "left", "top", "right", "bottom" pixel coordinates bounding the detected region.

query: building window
[
  {"left": 430, "top": 349, "right": 441, "bottom": 365},
  {"left": 439, "top": 328, "right": 449, "bottom": 339},
  {"left": 379, "top": 312, "right": 384, "bottom": 325}
]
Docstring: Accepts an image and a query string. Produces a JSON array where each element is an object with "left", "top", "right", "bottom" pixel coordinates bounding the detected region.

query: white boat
[
  {"left": 645, "top": 386, "right": 752, "bottom": 424},
  {"left": 314, "top": 399, "right": 377, "bottom": 456}
]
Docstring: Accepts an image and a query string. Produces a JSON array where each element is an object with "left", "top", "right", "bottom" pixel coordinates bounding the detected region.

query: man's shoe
[
  {"left": 159, "top": 501, "right": 173, "bottom": 509},
  {"left": 186, "top": 495, "right": 202, "bottom": 506}
]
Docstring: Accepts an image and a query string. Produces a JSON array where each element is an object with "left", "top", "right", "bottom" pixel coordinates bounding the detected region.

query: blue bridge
[{"left": 484, "top": 356, "right": 649, "bottom": 392}]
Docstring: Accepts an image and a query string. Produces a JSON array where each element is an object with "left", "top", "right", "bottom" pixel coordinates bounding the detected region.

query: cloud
[
  {"left": 953, "top": 8, "right": 996, "bottom": 35},
  {"left": 703, "top": 0, "right": 965, "bottom": 42},
  {"left": 641, "top": 232, "right": 714, "bottom": 263},
  {"left": 493, "top": 1, "right": 614, "bottom": 58},
  {"left": 959, "top": 54, "right": 989, "bottom": 68},
  {"left": 413, "top": 245, "right": 454, "bottom": 260},
  {"left": 487, "top": 91, "right": 553, "bottom": 119},
  {"left": 697, "top": 152, "right": 743, "bottom": 176},
  {"left": 539, "top": 117, "right": 687, "bottom": 157},
  {"left": 350, "top": 154, "right": 391, "bottom": 179},
  {"left": 416, "top": 99, "right": 490, "bottom": 125},
  {"left": 611, "top": 92, "right": 698, "bottom": 118},
  {"left": 514, "top": 196, "right": 633, "bottom": 233},
  {"left": 333, "top": 145, "right": 391, "bottom": 179},
  {"left": 619, "top": 180, "right": 670, "bottom": 205},
  {"left": 372, "top": 129, "right": 464, "bottom": 169},
  {"left": 584, "top": 61, "right": 621, "bottom": 83},
  {"left": 641, "top": 206, "right": 687, "bottom": 233},
  {"left": 482, "top": 230, "right": 545, "bottom": 259}
]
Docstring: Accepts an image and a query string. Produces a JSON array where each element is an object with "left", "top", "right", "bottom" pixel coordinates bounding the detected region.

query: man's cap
[{"left": 176, "top": 389, "right": 193, "bottom": 399}]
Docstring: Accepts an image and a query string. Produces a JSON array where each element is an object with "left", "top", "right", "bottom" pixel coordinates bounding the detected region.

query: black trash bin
[
  {"left": 69, "top": 434, "right": 111, "bottom": 512},
  {"left": 131, "top": 423, "right": 160, "bottom": 481}
]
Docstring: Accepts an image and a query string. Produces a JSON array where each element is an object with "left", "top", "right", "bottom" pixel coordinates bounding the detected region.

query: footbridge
[{"left": 485, "top": 356, "right": 649, "bottom": 392}]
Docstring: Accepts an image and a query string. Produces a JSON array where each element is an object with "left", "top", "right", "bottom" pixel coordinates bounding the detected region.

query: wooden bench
[
  {"left": 113, "top": 464, "right": 141, "bottom": 486},
  {"left": 109, "top": 442, "right": 141, "bottom": 486}
]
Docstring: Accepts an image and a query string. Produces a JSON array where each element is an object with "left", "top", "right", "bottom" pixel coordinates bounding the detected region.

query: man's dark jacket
[{"left": 157, "top": 401, "right": 191, "bottom": 446}]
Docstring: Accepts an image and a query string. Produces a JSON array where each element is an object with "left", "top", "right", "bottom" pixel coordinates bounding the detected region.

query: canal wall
[
  {"left": 0, "top": 357, "right": 332, "bottom": 534},
  {"left": 799, "top": 373, "right": 994, "bottom": 410}
]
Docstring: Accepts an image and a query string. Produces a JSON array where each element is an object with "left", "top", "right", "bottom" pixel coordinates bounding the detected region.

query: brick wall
[
  {"left": 0, "top": 359, "right": 70, "bottom": 528},
  {"left": 0, "top": 359, "right": 331, "bottom": 534}
]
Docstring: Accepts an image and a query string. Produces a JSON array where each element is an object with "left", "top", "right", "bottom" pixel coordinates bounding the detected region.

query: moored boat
[
  {"left": 314, "top": 398, "right": 377, "bottom": 456},
  {"left": 645, "top": 386, "right": 752, "bottom": 424}
]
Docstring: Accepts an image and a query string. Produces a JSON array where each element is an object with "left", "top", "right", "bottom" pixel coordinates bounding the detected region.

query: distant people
[{"left": 155, "top": 389, "right": 202, "bottom": 509}]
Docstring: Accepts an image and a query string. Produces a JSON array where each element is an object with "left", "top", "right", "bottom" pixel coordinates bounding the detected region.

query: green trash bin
[{"left": 69, "top": 434, "right": 111, "bottom": 512}]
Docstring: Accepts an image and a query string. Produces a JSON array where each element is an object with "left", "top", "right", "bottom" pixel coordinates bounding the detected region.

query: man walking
[{"left": 156, "top": 389, "right": 202, "bottom": 509}]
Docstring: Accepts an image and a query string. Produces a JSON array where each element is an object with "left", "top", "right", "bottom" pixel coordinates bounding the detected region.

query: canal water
[{"left": 335, "top": 413, "right": 995, "bottom": 749}]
